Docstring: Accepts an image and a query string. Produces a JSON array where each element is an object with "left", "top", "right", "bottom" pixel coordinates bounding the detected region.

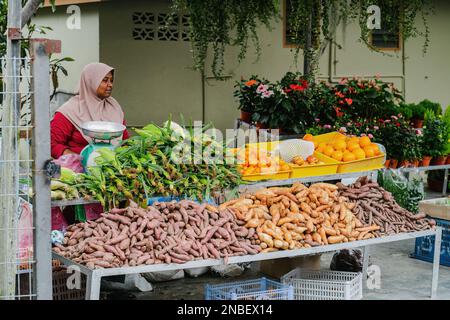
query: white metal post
[
  {"left": 431, "top": 227, "right": 442, "bottom": 299},
  {"left": 31, "top": 38, "right": 61, "bottom": 300}
]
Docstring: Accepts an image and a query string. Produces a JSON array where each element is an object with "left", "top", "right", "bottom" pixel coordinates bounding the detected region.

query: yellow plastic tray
[
  {"left": 312, "top": 132, "right": 385, "bottom": 173},
  {"left": 290, "top": 152, "right": 339, "bottom": 178},
  {"left": 241, "top": 170, "right": 291, "bottom": 181}
]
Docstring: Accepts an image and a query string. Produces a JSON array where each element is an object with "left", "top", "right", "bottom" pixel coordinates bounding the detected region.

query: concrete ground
[{"left": 102, "top": 238, "right": 450, "bottom": 300}]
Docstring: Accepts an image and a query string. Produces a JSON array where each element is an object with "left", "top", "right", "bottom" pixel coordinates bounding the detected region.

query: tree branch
[{"left": 21, "top": 0, "right": 44, "bottom": 28}]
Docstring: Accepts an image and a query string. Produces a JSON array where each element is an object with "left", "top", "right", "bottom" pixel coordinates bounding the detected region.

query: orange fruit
[
  {"left": 331, "top": 150, "right": 344, "bottom": 161},
  {"left": 370, "top": 143, "right": 381, "bottom": 155},
  {"left": 333, "top": 140, "right": 347, "bottom": 151},
  {"left": 352, "top": 148, "right": 366, "bottom": 160},
  {"left": 347, "top": 141, "right": 360, "bottom": 152},
  {"left": 343, "top": 152, "right": 356, "bottom": 162},
  {"left": 316, "top": 145, "right": 325, "bottom": 153},
  {"left": 363, "top": 146, "right": 375, "bottom": 158},
  {"left": 303, "top": 134, "right": 314, "bottom": 141},
  {"left": 359, "top": 136, "right": 371, "bottom": 148},
  {"left": 323, "top": 146, "right": 335, "bottom": 157}
]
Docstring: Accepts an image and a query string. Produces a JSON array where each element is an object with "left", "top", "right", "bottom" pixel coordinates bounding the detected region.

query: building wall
[
  {"left": 99, "top": 0, "right": 202, "bottom": 127},
  {"left": 31, "top": 3, "right": 100, "bottom": 92}
]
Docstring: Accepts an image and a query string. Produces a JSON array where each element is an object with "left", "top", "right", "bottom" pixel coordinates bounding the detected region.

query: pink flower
[
  {"left": 315, "top": 118, "right": 320, "bottom": 123},
  {"left": 368, "top": 134, "right": 374, "bottom": 139},
  {"left": 384, "top": 119, "right": 391, "bottom": 123},
  {"left": 339, "top": 127, "right": 347, "bottom": 133},
  {"left": 415, "top": 129, "right": 423, "bottom": 136},
  {"left": 360, "top": 133, "right": 366, "bottom": 137},
  {"left": 256, "top": 84, "right": 268, "bottom": 94},
  {"left": 324, "top": 124, "right": 332, "bottom": 129},
  {"left": 374, "top": 126, "right": 379, "bottom": 130},
  {"left": 391, "top": 115, "right": 398, "bottom": 120},
  {"left": 262, "top": 90, "right": 274, "bottom": 98},
  {"left": 347, "top": 122, "right": 352, "bottom": 126},
  {"left": 339, "top": 78, "right": 348, "bottom": 85}
]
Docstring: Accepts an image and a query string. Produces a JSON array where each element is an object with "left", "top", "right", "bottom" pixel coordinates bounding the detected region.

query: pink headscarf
[{"left": 57, "top": 63, "right": 124, "bottom": 143}]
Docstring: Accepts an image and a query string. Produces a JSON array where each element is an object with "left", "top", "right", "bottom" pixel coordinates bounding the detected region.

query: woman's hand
[{"left": 63, "top": 149, "right": 76, "bottom": 155}]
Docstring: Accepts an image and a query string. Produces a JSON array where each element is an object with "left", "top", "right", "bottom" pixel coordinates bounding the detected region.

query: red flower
[
  {"left": 334, "top": 107, "right": 344, "bottom": 117},
  {"left": 395, "top": 122, "right": 401, "bottom": 127},
  {"left": 345, "top": 98, "right": 353, "bottom": 105},
  {"left": 335, "top": 91, "right": 345, "bottom": 98}
]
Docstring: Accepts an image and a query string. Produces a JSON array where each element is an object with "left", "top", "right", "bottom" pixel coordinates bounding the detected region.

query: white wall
[{"left": 31, "top": 3, "right": 100, "bottom": 92}]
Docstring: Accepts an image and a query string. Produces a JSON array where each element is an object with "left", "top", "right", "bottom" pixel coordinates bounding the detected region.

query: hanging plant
[
  {"left": 169, "top": 0, "right": 280, "bottom": 77},
  {"left": 169, "top": 0, "right": 433, "bottom": 79}
]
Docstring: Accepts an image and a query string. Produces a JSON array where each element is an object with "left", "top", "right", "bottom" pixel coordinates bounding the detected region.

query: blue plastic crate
[
  {"left": 205, "top": 277, "right": 294, "bottom": 300},
  {"left": 410, "top": 218, "right": 450, "bottom": 267}
]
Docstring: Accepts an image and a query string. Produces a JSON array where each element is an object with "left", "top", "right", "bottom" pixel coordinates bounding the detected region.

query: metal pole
[
  {"left": 431, "top": 227, "right": 442, "bottom": 299},
  {"left": 0, "top": 0, "right": 21, "bottom": 300},
  {"left": 30, "top": 39, "right": 60, "bottom": 300},
  {"left": 303, "top": 13, "right": 312, "bottom": 77},
  {"left": 442, "top": 168, "right": 448, "bottom": 196}
]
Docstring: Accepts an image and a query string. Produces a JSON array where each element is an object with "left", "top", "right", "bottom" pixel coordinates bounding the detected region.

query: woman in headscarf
[
  {"left": 51, "top": 62, "right": 129, "bottom": 158},
  {"left": 50, "top": 63, "right": 129, "bottom": 230}
]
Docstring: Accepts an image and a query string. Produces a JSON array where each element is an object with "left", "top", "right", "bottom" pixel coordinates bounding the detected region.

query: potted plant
[
  {"left": 410, "top": 103, "right": 426, "bottom": 128},
  {"left": 443, "top": 106, "right": 450, "bottom": 164},
  {"left": 234, "top": 76, "right": 263, "bottom": 123},
  {"left": 398, "top": 127, "right": 422, "bottom": 167},
  {"left": 422, "top": 110, "right": 447, "bottom": 165},
  {"left": 418, "top": 99, "right": 442, "bottom": 116}
]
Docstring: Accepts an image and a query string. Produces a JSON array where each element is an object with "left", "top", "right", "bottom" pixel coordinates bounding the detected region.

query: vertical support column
[
  {"left": 362, "top": 246, "right": 370, "bottom": 289},
  {"left": 442, "top": 168, "right": 448, "bottom": 196},
  {"left": 431, "top": 227, "right": 442, "bottom": 299},
  {"left": 30, "top": 39, "right": 61, "bottom": 300}
]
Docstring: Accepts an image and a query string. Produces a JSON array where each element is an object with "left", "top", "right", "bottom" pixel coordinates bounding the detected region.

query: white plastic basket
[{"left": 281, "top": 269, "right": 362, "bottom": 300}]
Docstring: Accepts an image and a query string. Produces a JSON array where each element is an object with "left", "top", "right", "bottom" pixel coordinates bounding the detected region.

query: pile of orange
[
  {"left": 237, "top": 147, "right": 291, "bottom": 175},
  {"left": 310, "top": 134, "right": 381, "bottom": 162}
]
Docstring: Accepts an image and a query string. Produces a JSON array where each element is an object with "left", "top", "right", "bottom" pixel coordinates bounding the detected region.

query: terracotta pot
[
  {"left": 446, "top": 155, "right": 450, "bottom": 165},
  {"left": 384, "top": 159, "right": 391, "bottom": 168},
  {"left": 412, "top": 159, "right": 420, "bottom": 167},
  {"left": 240, "top": 110, "right": 253, "bottom": 123},
  {"left": 256, "top": 122, "right": 268, "bottom": 129},
  {"left": 421, "top": 156, "right": 432, "bottom": 167},
  {"left": 412, "top": 119, "right": 424, "bottom": 128},
  {"left": 389, "top": 159, "right": 398, "bottom": 169},
  {"left": 431, "top": 156, "right": 446, "bottom": 166},
  {"left": 399, "top": 160, "right": 410, "bottom": 168}
]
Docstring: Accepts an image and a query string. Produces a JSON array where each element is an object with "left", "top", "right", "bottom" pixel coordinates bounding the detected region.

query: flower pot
[
  {"left": 446, "top": 155, "right": 450, "bottom": 165},
  {"left": 412, "top": 159, "right": 419, "bottom": 167},
  {"left": 431, "top": 156, "right": 446, "bottom": 166},
  {"left": 412, "top": 119, "right": 424, "bottom": 128},
  {"left": 256, "top": 122, "right": 268, "bottom": 129},
  {"left": 384, "top": 159, "right": 391, "bottom": 168},
  {"left": 399, "top": 160, "right": 410, "bottom": 168},
  {"left": 421, "top": 156, "right": 432, "bottom": 167},
  {"left": 240, "top": 110, "right": 253, "bottom": 123},
  {"left": 389, "top": 159, "right": 398, "bottom": 169}
]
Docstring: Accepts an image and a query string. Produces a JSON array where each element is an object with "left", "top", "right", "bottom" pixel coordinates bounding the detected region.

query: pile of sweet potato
[
  {"left": 338, "top": 177, "right": 435, "bottom": 235},
  {"left": 220, "top": 182, "right": 380, "bottom": 252},
  {"left": 53, "top": 200, "right": 260, "bottom": 269}
]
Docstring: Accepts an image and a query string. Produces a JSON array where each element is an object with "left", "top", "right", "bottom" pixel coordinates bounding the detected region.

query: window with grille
[
  {"left": 132, "top": 12, "right": 190, "bottom": 41},
  {"left": 370, "top": 8, "right": 401, "bottom": 50}
]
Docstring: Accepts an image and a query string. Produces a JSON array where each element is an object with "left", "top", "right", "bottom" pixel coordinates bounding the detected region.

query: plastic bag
[
  {"left": 142, "top": 270, "right": 185, "bottom": 282},
  {"left": 53, "top": 154, "right": 84, "bottom": 173},
  {"left": 211, "top": 264, "right": 245, "bottom": 278},
  {"left": 378, "top": 169, "right": 424, "bottom": 213},
  {"left": 18, "top": 200, "right": 33, "bottom": 260},
  {"left": 102, "top": 274, "right": 153, "bottom": 292},
  {"left": 330, "top": 249, "right": 363, "bottom": 272}
]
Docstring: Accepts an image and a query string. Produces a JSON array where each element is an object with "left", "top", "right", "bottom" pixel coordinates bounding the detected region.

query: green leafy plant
[
  {"left": 417, "top": 99, "right": 442, "bottom": 116},
  {"left": 410, "top": 103, "right": 426, "bottom": 120},
  {"left": 422, "top": 110, "right": 447, "bottom": 157}
]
